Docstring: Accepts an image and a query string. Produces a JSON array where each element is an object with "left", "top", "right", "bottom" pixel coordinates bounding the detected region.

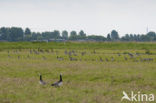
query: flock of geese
[{"left": 39, "top": 73, "right": 63, "bottom": 87}]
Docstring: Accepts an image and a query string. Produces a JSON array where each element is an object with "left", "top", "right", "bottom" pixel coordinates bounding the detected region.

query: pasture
[{"left": 0, "top": 42, "right": 156, "bottom": 103}]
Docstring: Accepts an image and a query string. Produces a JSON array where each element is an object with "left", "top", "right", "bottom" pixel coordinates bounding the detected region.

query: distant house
[
  {"left": 48, "top": 39, "right": 66, "bottom": 42},
  {"left": 30, "top": 40, "right": 48, "bottom": 42},
  {"left": 0, "top": 40, "right": 8, "bottom": 42}
]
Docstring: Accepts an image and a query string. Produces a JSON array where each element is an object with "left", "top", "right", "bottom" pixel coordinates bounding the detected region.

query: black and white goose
[
  {"left": 39, "top": 74, "right": 46, "bottom": 85},
  {"left": 51, "top": 74, "right": 63, "bottom": 87}
]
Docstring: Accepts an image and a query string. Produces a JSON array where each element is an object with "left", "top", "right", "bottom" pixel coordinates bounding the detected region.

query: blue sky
[{"left": 0, "top": 0, "right": 156, "bottom": 36}]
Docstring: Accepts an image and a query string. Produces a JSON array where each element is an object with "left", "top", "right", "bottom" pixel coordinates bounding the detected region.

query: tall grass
[{"left": 0, "top": 42, "right": 156, "bottom": 50}]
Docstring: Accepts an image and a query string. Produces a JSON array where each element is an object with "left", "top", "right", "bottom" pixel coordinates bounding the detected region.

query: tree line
[{"left": 0, "top": 27, "right": 156, "bottom": 42}]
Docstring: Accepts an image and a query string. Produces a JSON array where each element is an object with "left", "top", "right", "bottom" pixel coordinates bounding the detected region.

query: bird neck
[
  {"left": 40, "top": 75, "right": 42, "bottom": 81},
  {"left": 60, "top": 75, "right": 62, "bottom": 81}
]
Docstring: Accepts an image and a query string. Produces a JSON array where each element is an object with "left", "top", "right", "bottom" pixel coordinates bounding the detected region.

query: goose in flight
[
  {"left": 39, "top": 74, "right": 46, "bottom": 85},
  {"left": 51, "top": 74, "right": 63, "bottom": 87}
]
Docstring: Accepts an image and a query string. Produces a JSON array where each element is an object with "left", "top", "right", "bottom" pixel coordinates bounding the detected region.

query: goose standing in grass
[
  {"left": 39, "top": 74, "right": 46, "bottom": 85},
  {"left": 51, "top": 74, "right": 63, "bottom": 87}
]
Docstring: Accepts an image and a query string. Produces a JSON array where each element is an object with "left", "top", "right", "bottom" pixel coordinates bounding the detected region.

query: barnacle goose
[
  {"left": 39, "top": 74, "right": 46, "bottom": 85},
  {"left": 51, "top": 74, "right": 63, "bottom": 87}
]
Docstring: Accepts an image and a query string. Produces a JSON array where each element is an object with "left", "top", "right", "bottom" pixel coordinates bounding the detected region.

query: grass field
[{"left": 0, "top": 42, "right": 156, "bottom": 103}]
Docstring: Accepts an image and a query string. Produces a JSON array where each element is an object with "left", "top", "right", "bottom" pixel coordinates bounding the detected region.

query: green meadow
[{"left": 0, "top": 42, "right": 156, "bottom": 103}]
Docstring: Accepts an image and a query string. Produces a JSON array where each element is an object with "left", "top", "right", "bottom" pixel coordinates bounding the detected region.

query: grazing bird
[
  {"left": 118, "top": 53, "right": 121, "bottom": 56},
  {"left": 99, "top": 57, "right": 103, "bottom": 62},
  {"left": 128, "top": 53, "right": 134, "bottom": 58},
  {"left": 51, "top": 74, "right": 63, "bottom": 87},
  {"left": 111, "top": 57, "right": 115, "bottom": 62},
  {"left": 105, "top": 58, "right": 109, "bottom": 62},
  {"left": 39, "top": 74, "right": 46, "bottom": 85},
  {"left": 124, "top": 57, "right": 128, "bottom": 61}
]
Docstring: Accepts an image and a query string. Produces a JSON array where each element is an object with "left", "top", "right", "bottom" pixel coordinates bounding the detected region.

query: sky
[{"left": 0, "top": 0, "right": 156, "bottom": 36}]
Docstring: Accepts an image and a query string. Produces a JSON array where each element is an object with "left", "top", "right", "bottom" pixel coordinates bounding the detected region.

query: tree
[
  {"left": 111, "top": 30, "right": 119, "bottom": 41},
  {"left": 24, "top": 28, "right": 32, "bottom": 41},
  {"left": 69, "top": 31, "right": 77, "bottom": 40},
  {"left": 62, "top": 30, "right": 68, "bottom": 39},
  {"left": 121, "top": 34, "right": 130, "bottom": 41},
  {"left": 78, "top": 30, "right": 86, "bottom": 39},
  {"left": 70, "top": 31, "right": 77, "bottom": 36},
  {"left": 25, "top": 28, "right": 31, "bottom": 35},
  {"left": 147, "top": 31, "right": 156, "bottom": 41},
  {"left": 2, "top": 26, "right": 156, "bottom": 42},
  {"left": 140, "top": 35, "right": 150, "bottom": 41},
  {"left": 0, "top": 27, "right": 11, "bottom": 41},
  {"left": 10, "top": 27, "right": 24, "bottom": 41},
  {"left": 42, "top": 32, "right": 52, "bottom": 39},
  {"left": 79, "top": 30, "right": 86, "bottom": 36},
  {"left": 147, "top": 31, "right": 156, "bottom": 37},
  {"left": 106, "top": 34, "right": 111, "bottom": 41},
  {"left": 31, "top": 32, "right": 38, "bottom": 40},
  {"left": 133, "top": 34, "right": 138, "bottom": 41},
  {"left": 129, "top": 34, "right": 134, "bottom": 41},
  {"left": 53, "top": 30, "right": 60, "bottom": 39}
]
